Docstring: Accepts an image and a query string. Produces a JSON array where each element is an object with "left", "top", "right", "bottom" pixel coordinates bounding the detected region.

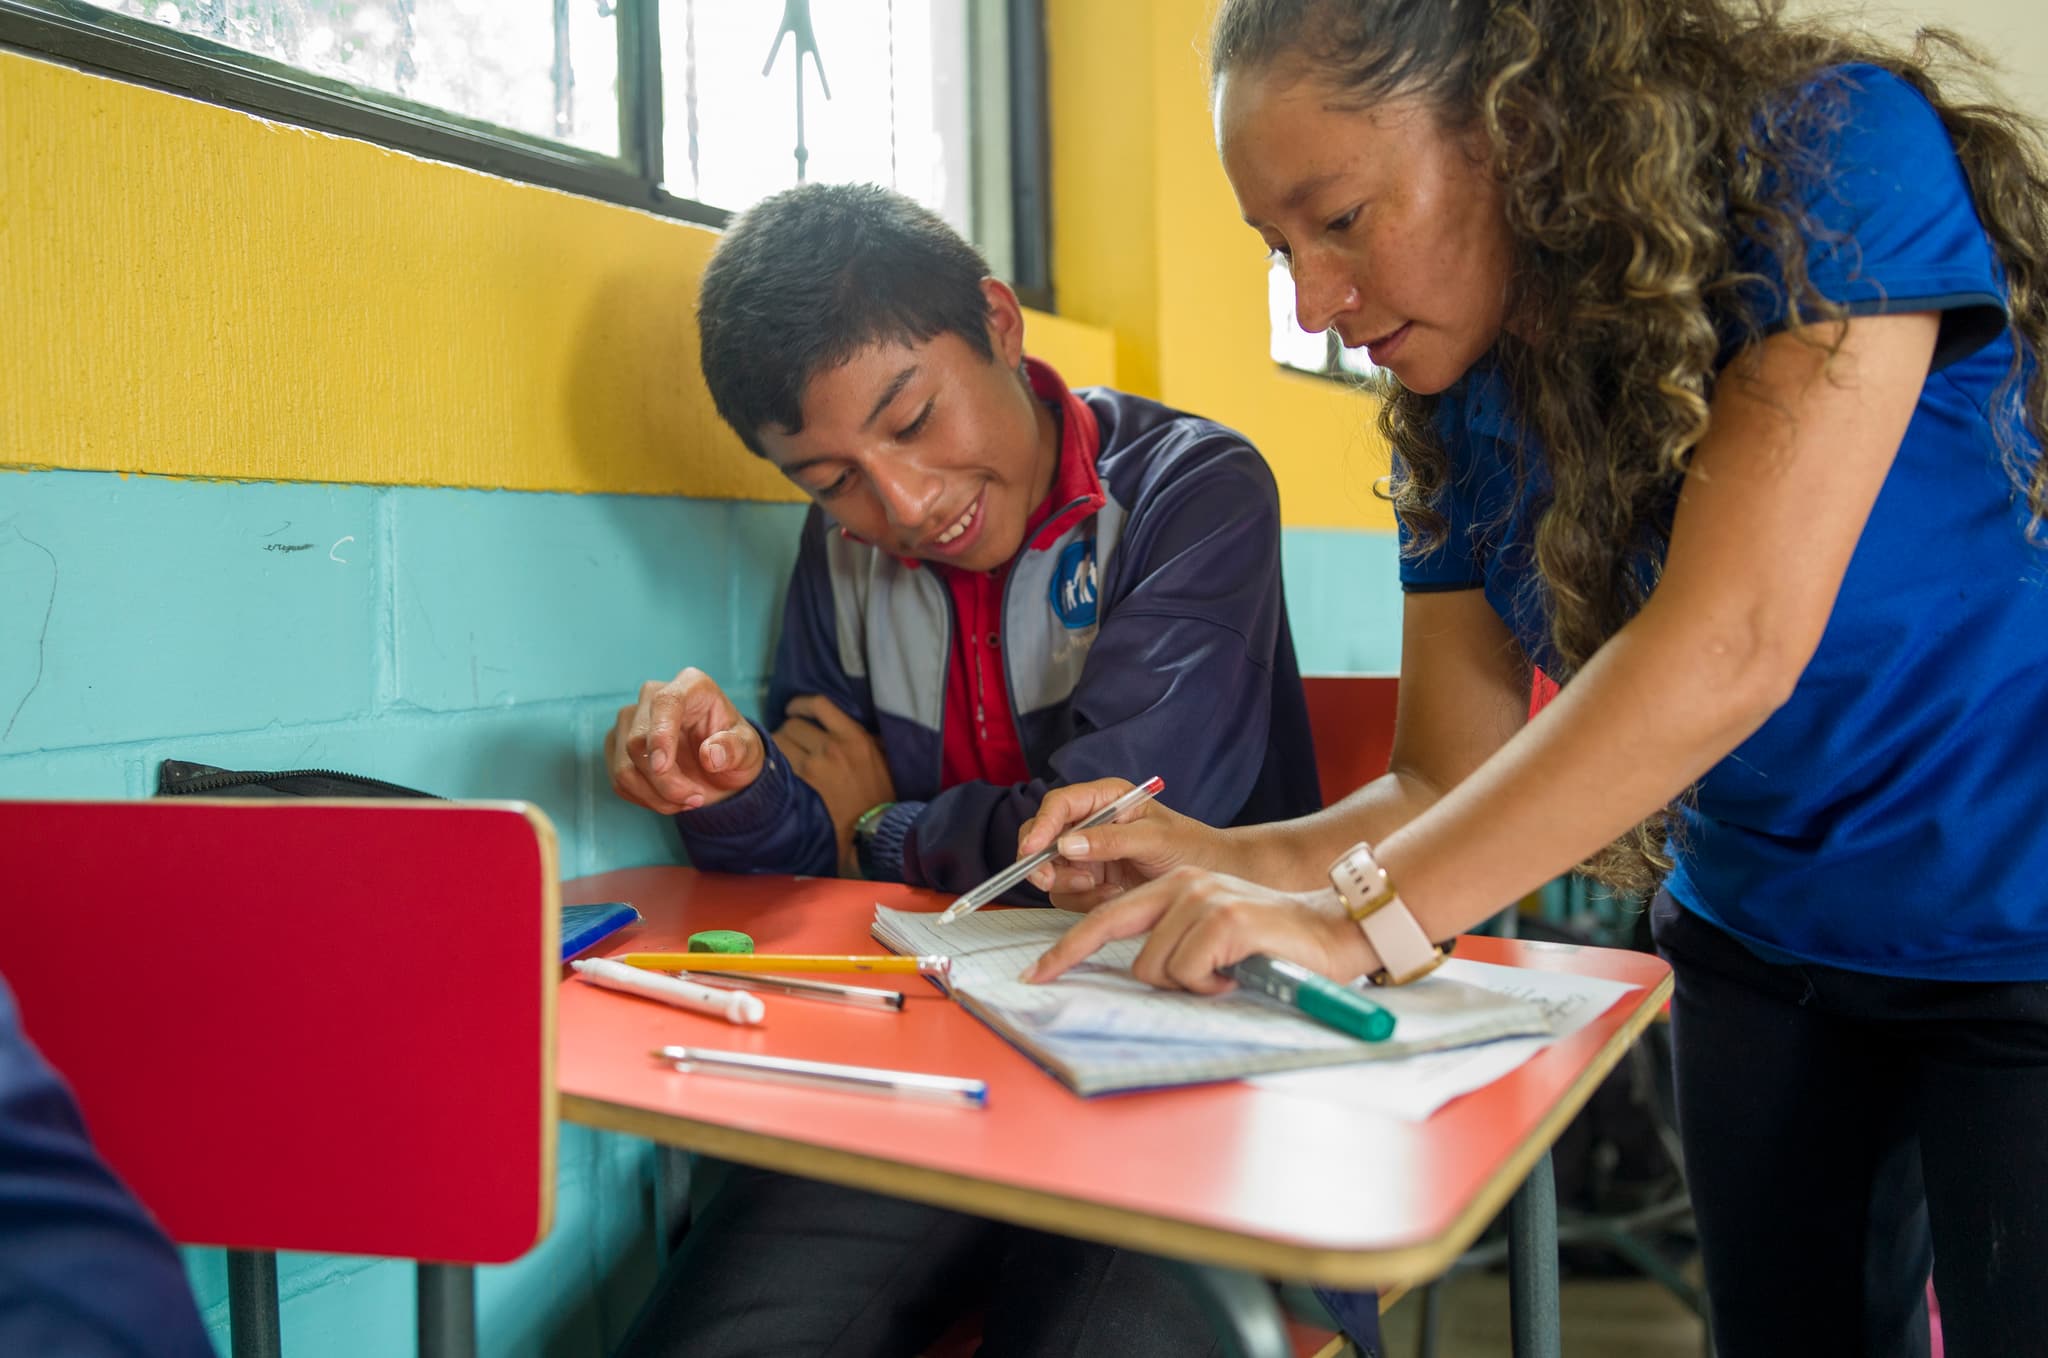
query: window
[
  {"left": 3, "top": 0, "right": 1047, "bottom": 294},
  {"left": 662, "top": 2, "right": 991, "bottom": 272},
  {"left": 76, "top": 0, "right": 624, "bottom": 154},
  {"left": 1269, "top": 259, "right": 1380, "bottom": 384}
]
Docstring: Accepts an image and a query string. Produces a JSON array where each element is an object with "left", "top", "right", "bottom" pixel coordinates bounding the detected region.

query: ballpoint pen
[
  {"left": 692, "top": 970, "right": 905, "bottom": 1012},
  {"left": 652, "top": 1046, "right": 988, "bottom": 1107},
  {"left": 570, "top": 958, "right": 766, "bottom": 1025},
  {"left": 938, "top": 775, "right": 1166, "bottom": 924},
  {"left": 619, "top": 952, "right": 950, "bottom": 977},
  {"left": 1224, "top": 953, "right": 1396, "bottom": 1043}
]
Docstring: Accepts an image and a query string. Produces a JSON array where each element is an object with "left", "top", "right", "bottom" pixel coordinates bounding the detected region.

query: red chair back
[
  {"left": 1302, "top": 675, "right": 1400, "bottom": 808},
  {"left": 0, "top": 798, "right": 558, "bottom": 1263}
]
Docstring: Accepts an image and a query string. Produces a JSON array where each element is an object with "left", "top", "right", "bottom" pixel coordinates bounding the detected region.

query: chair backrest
[
  {"left": 0, "top": 798, "right": 557, "bottom": 1264},
  {"left": 1302, "top": 674, "right": 1400, "bottom": 809}
]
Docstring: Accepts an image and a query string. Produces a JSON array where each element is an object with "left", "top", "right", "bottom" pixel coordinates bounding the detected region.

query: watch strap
[
  {"left": 1328, "top": 841, "right": 1449, "bottom": 986},
  {"left": 853, "top": 801, "right": 895, "bottom": 841}
]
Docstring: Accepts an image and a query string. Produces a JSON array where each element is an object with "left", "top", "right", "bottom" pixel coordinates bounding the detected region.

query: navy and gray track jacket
[{"left": 677, "top": 366, "right": 1321, "bottom": 896}]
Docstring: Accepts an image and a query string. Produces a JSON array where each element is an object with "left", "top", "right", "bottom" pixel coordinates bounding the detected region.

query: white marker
[{"left": 571, "top": 958, "right": 765, "bottom": 1025}]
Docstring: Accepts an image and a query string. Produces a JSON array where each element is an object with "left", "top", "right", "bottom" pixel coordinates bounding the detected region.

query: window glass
[
  {"left": 661, "top": 1, "right": 977, "bottom": 247},
  {"left": 81, "top": 0, "right": 621, "bottom": 155}
]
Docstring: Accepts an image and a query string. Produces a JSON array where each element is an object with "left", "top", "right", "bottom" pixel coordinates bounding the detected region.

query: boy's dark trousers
[{"left": 612, "top": 1160, "right": 1228, "bottom": 1358}]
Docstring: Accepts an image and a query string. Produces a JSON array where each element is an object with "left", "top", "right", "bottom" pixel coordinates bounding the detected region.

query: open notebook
[{"left": 873, "top": 905, "right": 1552, "bottom": 1096}]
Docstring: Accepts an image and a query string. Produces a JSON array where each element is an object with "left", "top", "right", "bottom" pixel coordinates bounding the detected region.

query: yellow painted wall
[
  {"left": 1046, "top": 0, "right": 1393, "bottom": 530},
  {"left": 5, "top": 14, "right": 1383, "bottom": 526},
  {"left": 0, "top": 50, "right": 1113, "bottom": 500}
]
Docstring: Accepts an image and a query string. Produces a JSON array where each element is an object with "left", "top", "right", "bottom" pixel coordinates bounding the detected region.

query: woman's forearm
[
  {"left": 1367, "top": 594, "right": 1796, "bottom": 940},
  {"left": 1231, "top": 771, "right": 1455, "bottom": 890}
]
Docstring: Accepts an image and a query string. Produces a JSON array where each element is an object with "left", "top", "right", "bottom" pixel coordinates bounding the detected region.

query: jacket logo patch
[{"left": 1049, "top": 540, "right": 1099, "bottom": 629}]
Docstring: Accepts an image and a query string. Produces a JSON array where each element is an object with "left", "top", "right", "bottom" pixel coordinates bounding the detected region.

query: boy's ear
[{"left": 981, "top": 278, "right": 1027, "bottom": 369}]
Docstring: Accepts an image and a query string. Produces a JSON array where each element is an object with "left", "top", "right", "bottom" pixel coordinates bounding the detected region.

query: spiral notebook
[{"left": 872, "top": 905, "right": 1553, "bottom": 1096}]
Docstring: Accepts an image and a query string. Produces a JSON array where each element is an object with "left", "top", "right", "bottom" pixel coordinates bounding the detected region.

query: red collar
[{"left": 1019, "top": 357, "right": 1108, "bottom": 553}]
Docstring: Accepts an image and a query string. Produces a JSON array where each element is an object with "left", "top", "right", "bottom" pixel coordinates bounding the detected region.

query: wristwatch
[
  {"left": 1327, "top": 841, "right": 1450, "bottom": 986},
  {"left": 851, "top": 801, "right": 896, "bottom": 879}
]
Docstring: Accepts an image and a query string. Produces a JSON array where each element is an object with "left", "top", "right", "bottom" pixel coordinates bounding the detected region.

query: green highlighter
[{"left": 1226, "top": 953, "right": 1397, "bottom": 1043}]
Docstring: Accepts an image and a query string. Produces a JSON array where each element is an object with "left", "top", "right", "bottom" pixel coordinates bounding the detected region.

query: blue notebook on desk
[{"left": 561, "top": 902, "right": 640, "bottom": 960}]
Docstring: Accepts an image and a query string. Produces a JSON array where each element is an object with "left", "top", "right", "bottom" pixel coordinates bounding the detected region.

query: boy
[
  {"left": 607, "top": 183, "right": 1317, "bottom": 892},
  {"left": 606, "top": 183, "right": 1319, "bottom": 1356}
]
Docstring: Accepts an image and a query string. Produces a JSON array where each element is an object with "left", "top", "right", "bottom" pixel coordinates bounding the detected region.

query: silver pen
[
  {"left": 652, "top": 1046, "right": 988, "bottom": 1107},
  {"left": 692, "top": 971, "right": 905, "bottom": 1012},
  {"left": 938, "top": 775, "right": 1165, "bottom": 923}
]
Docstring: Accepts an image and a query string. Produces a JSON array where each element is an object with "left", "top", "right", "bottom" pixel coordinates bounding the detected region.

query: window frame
[
  {"left": 0, "top": 0, "right": 1055, "bottom": 305},
  {"left": 1282, "top": 330, "right": 1385, "bottom": 385}
]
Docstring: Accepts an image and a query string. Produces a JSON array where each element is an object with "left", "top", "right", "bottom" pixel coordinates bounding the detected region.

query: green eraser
[{"left": 687, "top": 929, "right": 755, "bottom": 954}]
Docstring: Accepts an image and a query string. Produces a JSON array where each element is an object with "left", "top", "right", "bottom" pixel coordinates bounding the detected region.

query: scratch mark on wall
[
  {"left": 3, "top": 527, "right": 58, "bottom": 743},
  {"left": 263, "top": 521, "right": 293, "bottom": 538},
  {"left": 330, "top": 535, "right": 355, "bottom": 564}
]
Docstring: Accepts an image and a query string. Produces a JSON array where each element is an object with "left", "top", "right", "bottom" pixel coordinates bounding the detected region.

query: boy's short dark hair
[{"left": 697, "top": 183, "right": 997, "bottom": 455}]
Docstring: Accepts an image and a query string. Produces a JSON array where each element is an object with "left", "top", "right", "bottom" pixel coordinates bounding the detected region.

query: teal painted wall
[
  {"left": 1282, "top": 528, "right": 1402, "bottom": 675},
  {"left": 0, "top": 467, "right": 1400, "bottom": 1357}
]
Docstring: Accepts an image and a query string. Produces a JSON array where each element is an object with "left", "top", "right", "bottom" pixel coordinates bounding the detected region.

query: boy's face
[{"left": 758, "top": 279, "right": 1059, "bottom": 573}]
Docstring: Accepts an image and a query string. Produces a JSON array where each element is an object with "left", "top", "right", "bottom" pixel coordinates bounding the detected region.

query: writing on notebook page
[{"left": 872, "top": 905, "right": 1555, "bottom": 1095}]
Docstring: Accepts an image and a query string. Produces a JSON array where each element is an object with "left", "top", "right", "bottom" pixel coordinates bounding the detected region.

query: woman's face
[{"left": 1216, "top": 61, "right": 1514, "bottom": 395}]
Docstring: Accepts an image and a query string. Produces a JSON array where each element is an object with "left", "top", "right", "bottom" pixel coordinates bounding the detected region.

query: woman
[{"left": 1016, "top": 1, "right": 2048, "bottom": 1353}]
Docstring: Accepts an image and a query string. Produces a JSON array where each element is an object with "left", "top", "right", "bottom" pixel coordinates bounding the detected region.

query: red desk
[{"left": 557, "top": 868, "right": 1671, "bottom": 1357}]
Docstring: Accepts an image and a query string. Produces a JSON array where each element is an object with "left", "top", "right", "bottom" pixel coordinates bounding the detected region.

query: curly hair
[{"left": 1214, "top": 0, "right": 2048, "bottom": 895}]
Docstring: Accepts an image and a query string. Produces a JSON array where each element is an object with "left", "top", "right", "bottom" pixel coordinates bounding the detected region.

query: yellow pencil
[{"left": 618, "top": 952, "right": 950, "bottom": 977}]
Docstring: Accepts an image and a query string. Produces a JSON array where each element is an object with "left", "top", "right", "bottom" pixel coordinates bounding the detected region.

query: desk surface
[{"left": 557, "top": 868, "right": 1671, "bottom": 1290}]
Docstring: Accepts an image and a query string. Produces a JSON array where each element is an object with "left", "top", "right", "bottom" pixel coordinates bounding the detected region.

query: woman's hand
[
  {"left": 1021, "top": 868, "right": 1376, "bottom": 993},
  {"left": 1016, "top": 779, "right": 1236, "bottom": 910}
]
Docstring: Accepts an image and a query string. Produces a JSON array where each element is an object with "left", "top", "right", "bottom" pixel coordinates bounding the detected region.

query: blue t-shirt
[{"left": 1402, "top": 65, "right": 2048, "bottom": 980}]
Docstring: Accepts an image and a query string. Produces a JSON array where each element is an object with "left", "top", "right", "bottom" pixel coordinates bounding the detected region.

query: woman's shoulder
[
  {"left": 1778, "top": 62, "right": 1954, "bottom": 164},
  {"left": 1727, "top": 59, "right": 1985, "bottom": 306}
]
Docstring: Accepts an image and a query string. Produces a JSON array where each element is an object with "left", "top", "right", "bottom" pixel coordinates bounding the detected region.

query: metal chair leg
[
  {"left": 417, "top": 1262, "right": 477, "bottom": 1358},
  {"left": 227, "top": 1249, "right": 281, "bottom": 1358},
  {"left": 1508, "top": 1149, "right": 1562, "bottom": 1358},
  {"left": 655, "top": 1144, "right": 693, "bottom": 1256},
  {"left": 1168, "top": 1261, "right": 1295, "bottom": 1358},
  {"left": 1415, "top": 1280, "right": 1444, "bottom": 1358}
]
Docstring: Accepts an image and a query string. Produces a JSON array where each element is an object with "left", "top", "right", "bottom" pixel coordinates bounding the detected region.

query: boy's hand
[
  {"left": 774, "top": 695, "right": 895, "bottom": 872},
  {"left": 605, "top": 668, "right": 765, "bottom": 814}
]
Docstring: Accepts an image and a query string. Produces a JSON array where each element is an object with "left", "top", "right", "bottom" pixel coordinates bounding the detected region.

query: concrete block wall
[{"left": 0, "top": 467, "right": 808, "bottom": 1356}]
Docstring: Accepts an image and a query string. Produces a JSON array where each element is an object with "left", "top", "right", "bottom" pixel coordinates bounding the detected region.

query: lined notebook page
[{"left": 873, "top": 905, "right": 1555, "bottom": 1095}]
